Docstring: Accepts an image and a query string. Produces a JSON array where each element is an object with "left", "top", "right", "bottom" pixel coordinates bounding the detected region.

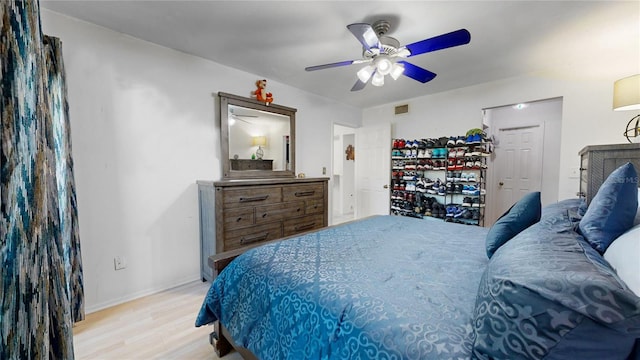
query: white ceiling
[{"left": 41, "top": 1, "right": 640, "bottom": 109}]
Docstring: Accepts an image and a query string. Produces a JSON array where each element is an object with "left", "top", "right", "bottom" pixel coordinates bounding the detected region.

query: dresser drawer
[
  {"left": 222, "top": 207, "right": 255, "bottom": 230},
  {"left": 305, "top": 199, "right": 324, "bottom": 215},
  {"left": 224, "top": 222, "right": 283, "bottom": 251},
  {"left": 283, "top": 214, "right": 324, "bottom": 237},
  {"left": 222, "top": 186, "right": 282, "bottom": 208},
  {"left": 255, "top": 201, "right": 305, "bottom": 225},
  {"left": 283, "top": 183, "right": 324, "bottom": 202}
]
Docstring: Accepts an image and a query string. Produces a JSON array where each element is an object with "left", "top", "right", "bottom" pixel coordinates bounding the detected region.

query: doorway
[
  {"left": 332, "top": 124, "right": 356, "bottom": 225},
  {"left": 484, "top": 97, "right": 562, "bottom": 226}
]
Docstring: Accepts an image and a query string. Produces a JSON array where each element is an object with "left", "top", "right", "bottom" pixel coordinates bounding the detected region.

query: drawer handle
[
  {"left": 295, "top": 190, "right": 315, "bottom": 197},
  {"left": 239, "top": 195, "right": 269, "bottom": 203},
  {"left": 236, "top": 217, "right": 243, "bottom": 222},
  {"left": 295, "top": 222, "right": 316, "bottom": 231},
  {"left": 240, "top": 232, "right": 269, "bottom": 244},
  {"left": 262, "top": 213, "right": 268, "bottom": 218}
]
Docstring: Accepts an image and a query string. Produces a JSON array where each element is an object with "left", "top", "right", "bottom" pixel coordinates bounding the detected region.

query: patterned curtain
[{"left": 1, "top": 1, "right": 84, "bottom": 359}]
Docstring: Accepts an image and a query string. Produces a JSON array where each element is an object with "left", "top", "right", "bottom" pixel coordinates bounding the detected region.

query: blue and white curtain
[{"left": 1, "top": 1, "right": 84, "bottom": 358}]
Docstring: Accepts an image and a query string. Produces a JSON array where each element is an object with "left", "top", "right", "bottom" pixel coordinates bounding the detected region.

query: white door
[
  {"left": 355, "top": 123, "right": 391, "bottom": 219},
  {"left": 489, "top": 122, "right": 544, "bottom": 225}
]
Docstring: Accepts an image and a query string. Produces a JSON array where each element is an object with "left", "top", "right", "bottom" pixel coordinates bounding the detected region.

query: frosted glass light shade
[
  {"left": 375, "top": 57, "right": 393, "bottom": 75},
  {"left": 371, "top": 72, "right": 385, "bottom": 87},
  {"left": 357, "top": 65, "right": 375, "bottom": 83},
  {"left": 390, "top": 63, "right": 405, "bottom": 80},
  {"left": 613, "top": 74, "right": 640, "bottom": 111}
]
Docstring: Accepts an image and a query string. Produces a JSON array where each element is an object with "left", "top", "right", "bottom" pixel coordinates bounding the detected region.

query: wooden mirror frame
[{"left": 219, "top": 92, "right": 296, "bottom": 179}]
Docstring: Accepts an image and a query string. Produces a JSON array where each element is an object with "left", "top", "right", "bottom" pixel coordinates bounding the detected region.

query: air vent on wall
[{"left": 395, "top": 104, "right": 409, "bottom": 115}]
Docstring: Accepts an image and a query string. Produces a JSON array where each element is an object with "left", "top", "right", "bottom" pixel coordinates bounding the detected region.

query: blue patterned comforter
[{"left": 196, "top": 215, "right": 489, "bottom": 359}]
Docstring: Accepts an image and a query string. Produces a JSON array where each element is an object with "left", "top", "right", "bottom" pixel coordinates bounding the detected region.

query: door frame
[
  {"left": 483, "top": 97, "right": 563, "bottom": 226},
  {"left": 331, "top": 122, "right": 357, "bottom": 225}
]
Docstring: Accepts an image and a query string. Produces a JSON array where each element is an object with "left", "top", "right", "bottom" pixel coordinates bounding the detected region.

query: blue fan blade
[
  {"left": 347, "top": 23, "right": 381, "bottom": 51},
  {"left": 351, "top": 79, "right": 367, "bottom": 91},
  {"left": 398, "top": 61, "right": 437, "bottom": 83},
  {"left": 405, "top": 29, "right": 471, "bottom": 57},
  {"left": 305, "top": 60, "right": 357, "bottom": 71}
]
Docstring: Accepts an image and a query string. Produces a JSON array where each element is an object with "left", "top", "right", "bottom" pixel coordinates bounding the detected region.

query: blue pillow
[
  {"left": 485, "top": 191, "right": 541, "bottom": 258},
  {"left": 578, "top": 162, "right": 639, "bottom": 254}
]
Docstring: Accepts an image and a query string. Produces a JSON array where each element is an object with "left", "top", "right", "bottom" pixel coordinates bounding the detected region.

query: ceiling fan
[
  {"left": 229, "top": 107, "right": 258, "bottom": 125},
  {"left": 305, "top": 20, "right": 471, "bottom": 91}
]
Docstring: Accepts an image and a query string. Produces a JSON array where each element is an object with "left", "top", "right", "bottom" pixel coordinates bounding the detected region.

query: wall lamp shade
[
  {"left": 613, "top": 74, "right": 640, "bottom": 111},
  {"left": 251, "top": 136, "right": 267, "bottom": 147},
  {"left": 613, "top": 74, "right": 640, "bottom": 143}
]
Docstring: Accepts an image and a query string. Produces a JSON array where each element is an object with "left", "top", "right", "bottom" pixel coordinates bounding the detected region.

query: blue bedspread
[{"left": 196, "top": 215, "right": 489, "bottom": 359}]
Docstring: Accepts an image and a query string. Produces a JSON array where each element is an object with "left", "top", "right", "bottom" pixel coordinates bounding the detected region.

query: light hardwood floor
[{"left": 73, "top": 280, "right": 243, "bottom": 360}]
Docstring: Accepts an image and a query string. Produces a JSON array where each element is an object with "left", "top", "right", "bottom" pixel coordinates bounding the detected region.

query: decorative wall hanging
[{"left": 346, "top": 144, "right": 355, "bottom": 160}]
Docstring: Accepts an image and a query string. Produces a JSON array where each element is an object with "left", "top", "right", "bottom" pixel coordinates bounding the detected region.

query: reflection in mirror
[
  {"left": 228, "top": 105, "right": 290, "bottom": 171},
  {"left": 219, "top": 92, "right": 296, "bottom": 179}
]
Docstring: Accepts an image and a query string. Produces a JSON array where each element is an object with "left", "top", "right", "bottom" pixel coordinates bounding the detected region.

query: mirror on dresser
[{"left": 219, "top": 92, "right": 296, "bottom": 179}]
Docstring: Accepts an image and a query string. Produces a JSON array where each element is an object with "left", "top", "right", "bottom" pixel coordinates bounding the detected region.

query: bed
[{"left": 196, "top": 163, "right": 640, "bottom": 360}]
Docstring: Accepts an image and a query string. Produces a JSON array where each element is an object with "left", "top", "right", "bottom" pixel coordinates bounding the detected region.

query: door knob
[
  {"left": 383, "top": 184, "right": 389, "bottom": 189},
  {"left": 499, "top": 182, "right": 504, "bottom": 186}
]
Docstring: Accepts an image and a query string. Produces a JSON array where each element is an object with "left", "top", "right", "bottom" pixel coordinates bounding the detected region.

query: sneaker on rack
[
  {"left": 456, "top": 136, "right": 466, "bottom": 145},
  {"left": 462, "top": 197, "right": 472, "bottom": 206},
  {"left": 417, "top": 149, "right": 426, "bottom": 158},
  {"left": 424, "top": 149, "right": 432, "bottom": 158},
  {"left": 467, "top": 173, "right": 477, "bottom": 182},
  {"left": 454, "top": 207, "right": 466, "bottom": 218},
  {"left": 445, "top": 205, "right": 454, "bottom": 217},
  {"left": 465, "top": 134, "right": 474, "bottom": 144},
  {"left": 446, "top": 137, "right": 456, "bottom": 147}
]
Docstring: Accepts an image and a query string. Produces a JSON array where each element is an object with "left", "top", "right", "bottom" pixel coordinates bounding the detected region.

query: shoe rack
[{"left": 390, "top": 134, "right": 492, "bottom": 226}]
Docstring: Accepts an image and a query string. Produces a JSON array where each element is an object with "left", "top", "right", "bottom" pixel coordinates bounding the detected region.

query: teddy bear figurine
[{"left": 253, "top": 79, "right": 273, "bottom": 105}]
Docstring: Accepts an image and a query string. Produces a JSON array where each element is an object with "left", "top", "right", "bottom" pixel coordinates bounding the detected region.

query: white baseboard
[{"left": 83, "top": 275, "right": 203, "bottom": 314}]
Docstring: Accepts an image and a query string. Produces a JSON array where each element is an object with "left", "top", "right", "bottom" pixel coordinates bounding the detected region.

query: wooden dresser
[
  {"left": 197, "top": 177, "right": 329, "bottom": 281},
  {"left": 579, "top": 143, "right": 640, "bottom": 204}
]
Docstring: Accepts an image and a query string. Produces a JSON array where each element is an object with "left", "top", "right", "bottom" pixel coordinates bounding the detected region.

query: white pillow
[{"left": 604, "top": 224, "right": 640, "bottom": 297}]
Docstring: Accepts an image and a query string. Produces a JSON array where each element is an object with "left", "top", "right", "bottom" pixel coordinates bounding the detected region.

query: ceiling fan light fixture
[
  {"left": 357, "top": 65, "right": 375, "bottom": 83},
  {"left": 390, "top": 63, "right": 405, "bottom": 80},
  {"left": 375, "top": 57, "right": 393, "bottom": 75},
  {"left": 371, "top": 71, "right": 385, "bottom": 87}
]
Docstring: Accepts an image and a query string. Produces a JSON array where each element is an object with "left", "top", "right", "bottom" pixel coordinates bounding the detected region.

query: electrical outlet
[
  {"left": 114, "top": 256, "right": 127, "bottom": 270},
  {"left": 322, "top": 167, "right": 326, "bottom": 175}
]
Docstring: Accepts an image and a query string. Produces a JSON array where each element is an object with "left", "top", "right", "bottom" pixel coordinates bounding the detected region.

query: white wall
[
  {"left": 41, "top": 10, "right": 361, "bottom": 312},
  {"left": 363, "top": 72, "right": 639, "bottom": 204}
]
